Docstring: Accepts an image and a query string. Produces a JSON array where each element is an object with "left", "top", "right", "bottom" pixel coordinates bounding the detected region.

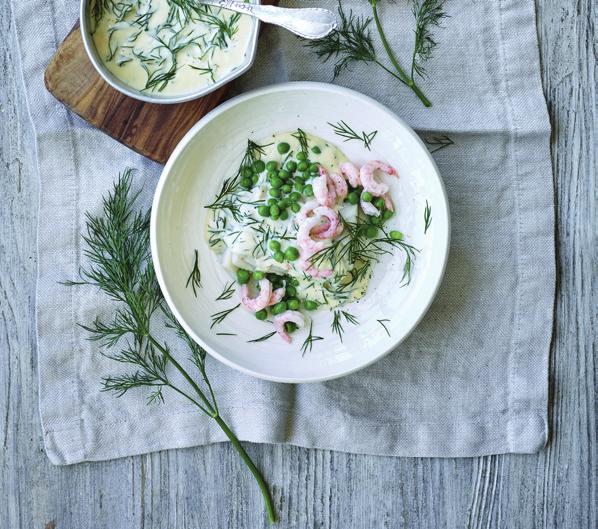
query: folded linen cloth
[{"left": 12, "top": 0, "right": 554, "bottom": 463}]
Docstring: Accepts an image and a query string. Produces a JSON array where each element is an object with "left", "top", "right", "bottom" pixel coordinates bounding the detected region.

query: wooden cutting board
[{"left": 44, "top": 3, "right": 276, "bottom": 164}]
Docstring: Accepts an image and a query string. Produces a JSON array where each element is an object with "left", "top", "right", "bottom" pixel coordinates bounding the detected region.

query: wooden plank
[
  {"left": 43, "top": 4, "right": 276, "bottom": 164},
  {"left": 0, "top": 0, "right": 595, "bottom": 528}
]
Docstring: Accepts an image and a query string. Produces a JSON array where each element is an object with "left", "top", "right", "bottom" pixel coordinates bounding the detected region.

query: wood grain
[
  {"left": 1, "top": 1, "right": 595, "bottom": 528},
  {"left": 44, "top": 4, "right": 275, "bottom": 164}
]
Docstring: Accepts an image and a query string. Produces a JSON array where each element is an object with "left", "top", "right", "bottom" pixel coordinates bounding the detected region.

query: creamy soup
[{"left": 89, "top": 0, "right": 254, "bottom": 96}]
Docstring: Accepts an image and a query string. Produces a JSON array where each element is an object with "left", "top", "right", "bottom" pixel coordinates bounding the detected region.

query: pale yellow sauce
[
  {"left": 207, "top": 132, "right": 372, "bottom": 309},
  {"left": 90, "top": 0, "right": 253, "bottom": 95}
]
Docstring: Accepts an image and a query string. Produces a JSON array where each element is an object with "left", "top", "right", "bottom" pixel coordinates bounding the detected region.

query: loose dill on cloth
[
  {"left": 63, "top": 169, "right": 276, "bottom": 523},
  {"left": 306, "top": 0, "right": 447, "bottom": 107}
]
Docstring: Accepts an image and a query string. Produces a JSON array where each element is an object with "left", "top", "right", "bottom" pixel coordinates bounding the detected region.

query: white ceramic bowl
[
  {"left": 151, "top": 82, "right": 450, "bottom": 382},
  {"left": 79, "top": 0, "right": 260, "bottom": 104}
]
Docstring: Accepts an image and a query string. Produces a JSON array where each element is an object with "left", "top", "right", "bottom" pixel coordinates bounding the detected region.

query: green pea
[
  {"left": 366, "top": 226, "right": 378, "bottom": 238},
  {"left": 278, "top": 198, "right": 290, "bottom": 208},
  {"left": 271, "top": 301, "right": 287, "bottom": 315},
  {"left": 277, "top": 142, "right": 290, "bottom": 154},
  {"left": 296, "top": 151, "right": 308, "bottom": 161},
  {"left": 251, "top": 174, "right": 259, "bottom": 185},
  {"left": 257, "top": 205, "right": 270, "bottom": 217},
  {"left": 269, "top": 240, "right": 281, "bottom": 252},
  {"left": 294, "top": 182, "right": 305, "bottom": 193},
  {"left": 347, "top": 191, "right": 359, "bottom": 205},
  {"left": 309, "top": 163, "right": 319, "bottom": 173},
  {"left": 304, "top": 184, "right": 314, "bottom": 197},
  {"left": 371, "top": 215, "right": 382, "bottom": 226},
  {"left": 286, "top": 285, "right": 297, "bottom": 297},
  {"left": 311, "top": 146, "right": 322, "bottom": 154},
  {"left": 236, "top": 269, "right": 250, "bottom": 284},
  {"left": 255, "top": 309, "right": 268, "bottom": 320},
  {"left": 286, "top": 161, "right": 297, "bottom": 172},
  {"left": 304, "top": 300, "right": 318, "bottom": 311},
  {"left": 284, "top": 246, "right": 300, "bottom": 261},
  {"left": 281, "top": 184, "right": 292, "bottom": 194},
  {"left": 241, "top": 166, "right": 253, "bottom": 178},
  {"left": 390, "top": 230, "right": 404, "bottom": 240},
  {"left": 269, "top": 188, "right": 282, "bottom": 198},
  {"left": 280, "top": 209, "right": 289, "bottom": 221},
  {"left": 252, "top": 160, "right": 266, "bottom": 173},
  {"left": 297, "top": 161, "right": 309, "bottom": 172},
  {"left": 268, "top": 198, "right": 278, "bottom": 206},
  {"left": 278, "top": 169, "right": 291, "bottom": 180},
  {"left": 383, "top": 209, "right": 394, "bottom": 220},
  {"left": 266, "top": 161, "right": 278, "bottom": 171},
  {"left": 362, "top": 191, "right": 373, "bottom": 202},
  {"left": 284, "top": 322, "right": 298, "bottom": 333},
  {"left": 291, "top": 202, "right": 301, "bottom": 213},
  {"left": 295, "top": 173, "right": 307, "bottom": 181},
  {"left": 270, "top": 205, "right": 280, "bottom": 218},
  {"left": 267, "top": 170, "right": 277, "bottom": 180},
  {"left": 253, "top": 271, "right": 265, "bottom": 280},
  {"left": 289, "top": 191, "right": 301, "bottom": 202},
  {"left": 374, "top": 197, "right": 385, "bottom": 209},
  {"left": 271, "top": 177, "right": 283, "bottom": 188},
  {"left": 287, "top": 298, "right": 300, "bottom": 310},
  {"left": 240, "top": 177, "right": 253, "bottom": 189},
  {"left": 288, "top": 277, "right": 299, "bottom": 286},
  {"left": 273, "top": 251, "right": 285, "bottom": 263}
]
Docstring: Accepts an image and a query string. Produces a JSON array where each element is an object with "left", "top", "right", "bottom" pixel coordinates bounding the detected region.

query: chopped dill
[
  {"left": 248, "top": 331, "right": 277, "bottom": 343},
  {"left": 328, "top": 120, "right": 378, "bottom": 151},
  {"left": 331, "top": 309, "right": 359, "bottom": 342},
  {"left": 185, "top": 249, "right": 202, "bottom": 296},
  {"left": 377, "top": 319, "right": 391, "bottom": 337},
  {"left": 216, "top": 281, "right": 236, "bottom": 301},
  {"left": 424, "top": 201, "right": 432, "bottom": 234},
  {"left": 210, "top": 303, "right": 240, "bottom": 329},
  {"left": 291, "top": 128, "right": 310, "bottom": 154},
  {"left": 300, "top": 322, "right": 324, "bottom": 356},
  {"left": 424, "top": 134, "right": 455, "bottom": 153}
]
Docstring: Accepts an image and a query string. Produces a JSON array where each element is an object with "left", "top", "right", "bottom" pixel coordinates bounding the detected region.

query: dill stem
[
  {"left": 371, "top": 2, "right": 432, "bottom": 107},
  {"left": 214, "top": 414, "right": 277, "bottom": 524},
  {"left": 148, "top": 335, "right": 276, "bottom": 523}
]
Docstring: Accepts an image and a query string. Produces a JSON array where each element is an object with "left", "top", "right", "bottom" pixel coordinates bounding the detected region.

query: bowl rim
[
  {"left": 79, "top": 0, "right": 261, "bottom": 104},
  {"left": 151, "top": 81, "right": 451, "bottom": 383}
]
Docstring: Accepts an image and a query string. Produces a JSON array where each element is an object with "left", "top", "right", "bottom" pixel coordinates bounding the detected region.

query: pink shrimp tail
[
  {"left": 340, "top": 162, "right": 361, "bottom": 188},
  {"left": 383, "top": 193, "right": 394, "bottom": 212},
  {"left": 240, "top": 279, "right": 272, "bottom": 312},
  {"left": 313, "top": 167, "right": 337, "bottom": 207},
  {"left": 268, "top": 287, "right": 286, "bottom": 306},
  {"left": 329, "top": 172, "right": 348, "bottom": 200},
  {"left": 274, "top": 311, "right": 305, "bottom": 343}
]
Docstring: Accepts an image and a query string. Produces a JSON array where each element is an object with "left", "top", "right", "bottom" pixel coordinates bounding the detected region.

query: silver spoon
[{"left": 200, "top": 1, "right": 337, "bottom": 39}]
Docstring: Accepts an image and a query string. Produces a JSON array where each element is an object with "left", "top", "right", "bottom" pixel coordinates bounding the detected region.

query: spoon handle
[{"left": 201, "top": 1, "right": 337, "bottom": 40}]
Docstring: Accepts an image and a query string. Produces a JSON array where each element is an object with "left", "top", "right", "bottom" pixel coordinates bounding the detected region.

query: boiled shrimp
[
  {"left": 240, "top": 279, "right": 272, "bottom": 312},
  {"left": 360, "top": 161, "right": 397, "bottom": 197},
  {"left": 274, "top": 310, "right": 305, "bottom": 343},
  {"left": 340, "top": 162, "right": 361, "bottom": 188},
  {"left": 312, "top": 167, "right": 336, "bottom": 207}
]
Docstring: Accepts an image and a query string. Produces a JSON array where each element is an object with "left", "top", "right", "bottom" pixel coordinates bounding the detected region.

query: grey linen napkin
[{"left": 13, "top": 0, "right": 554, "bottom": 463}]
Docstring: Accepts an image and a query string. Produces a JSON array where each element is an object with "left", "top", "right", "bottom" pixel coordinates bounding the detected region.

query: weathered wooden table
[{"left": 1, "top": 1, "right": 595, "bottom": 527}]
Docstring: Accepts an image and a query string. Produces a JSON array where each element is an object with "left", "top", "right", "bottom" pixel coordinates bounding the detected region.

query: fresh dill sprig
[
  {"left": 185, "top": 249, "right": 202, "bottom": 296},
  {"left": 300, "top": 322, "right": 324, "bottom": 356},
  {"left": 328, "top": 120, "right": 378, "bottom": 151},
  {"left": 307, "top": 1, "right": 446, "bottom": 107},
  {"left": 291, "top": 128, "right": 310, "bottom": 154},
  {"left": 377, "top": 318, "right": 391, "bottom": 337},
  {"left": 216, "top": 281, "right": 236, "bottom": 301},
  {"left": 65, "top": 169, "right": 275, "bottom": 522},
  {"left": 424, "top": 134, "right": 455, "bottom": 153},
  {"left": 205, "top": 140, "right": 270, "bottom": 220},
  {"left": 248, "top": 331, "right": 277, "bottom": 343},
  {"left": 411, "top": 0, "right": 448, "bottom": 78},
  {"left": 424, "top": 201, "right": 432, "bottom": 234},
  {"left": 331, "top": 309, "right": 359, "bottom": 342},
  {"left": 216, "top": 332, "right": 237, "bottom": 336},
  {"left": 210, "top": 303, "right": 241, "bottom": 329}
]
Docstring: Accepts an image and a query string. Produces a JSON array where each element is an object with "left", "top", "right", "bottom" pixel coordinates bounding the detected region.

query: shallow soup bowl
[
  {"left": 151, "top": 82, "right": 450, "bottom": 382},
  {"left": 80, "top": 0, "right": 261, "bottom": 104}
]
